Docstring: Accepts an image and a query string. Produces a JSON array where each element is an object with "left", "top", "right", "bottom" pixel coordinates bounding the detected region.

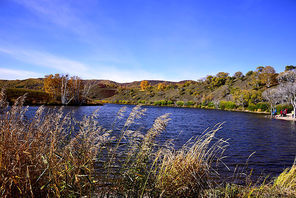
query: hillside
[
  {"left": 106, "top": 68, "right": 275, "bottom": 110},
  {"left": 0, "top": 66, "right": 293, "bottom": 112}
]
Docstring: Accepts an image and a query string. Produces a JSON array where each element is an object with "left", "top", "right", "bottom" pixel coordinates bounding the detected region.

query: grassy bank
[
  {"left": 1, "top": 91, "right": 295, "bottom": 197},
  {"left": 3, "top": 88, "right": 103, "bottom": 106},
  {"left": 98, "top": 99, "right": 272, "bottom": 115}
]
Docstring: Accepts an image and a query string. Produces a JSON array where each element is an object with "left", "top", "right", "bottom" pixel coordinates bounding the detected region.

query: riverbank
[
  {"left": 274, "top": 114, "right": 296, "bottom": 121},
  {"left": 102, "top": 101, "right": 270, "bottom": 115}
]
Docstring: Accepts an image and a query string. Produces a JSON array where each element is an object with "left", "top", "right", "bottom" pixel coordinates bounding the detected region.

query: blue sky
[{"left": 0, "top": 0, "right": 295, "bottom": 82}]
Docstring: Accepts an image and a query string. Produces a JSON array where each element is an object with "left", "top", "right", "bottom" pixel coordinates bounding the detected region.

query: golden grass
[
  {"left": 155, "top": 124, "right": 228, "bottom": 197},
  {"left": 0, "top": 90, "right": 106, "bottom": 197},
  {"left": 2, "top": 89, "right": 296, "bottom": 197}
]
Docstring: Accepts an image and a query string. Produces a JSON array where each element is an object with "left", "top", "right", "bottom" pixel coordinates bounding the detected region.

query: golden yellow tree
[
  {"left": 140, "top": 80, "right": 150, "bottom": 91},
  {"left": 157, "top": 83, "right": 166, "bottom": 91},
  {"left": 44, "top": 74, "right": 61, "bottom": 99},
  {"left": 44, "top": 74, "right": 92, "bottom": 105}
]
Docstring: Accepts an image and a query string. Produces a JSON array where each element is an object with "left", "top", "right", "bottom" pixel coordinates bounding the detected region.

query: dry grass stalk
[
  {"left": 0, "top": 90, "right": 110, "bottom": 197},
  {"left": 1, "top": 90, "right": 260, "bottom": 198},
  {"left": 155, "top": 124, "right": 228, "bottom": 197}
]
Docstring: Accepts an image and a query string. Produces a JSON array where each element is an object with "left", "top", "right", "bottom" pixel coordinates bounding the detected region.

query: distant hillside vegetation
[{"left": 1, "top": 66, "right": 295, "bottom": 112}]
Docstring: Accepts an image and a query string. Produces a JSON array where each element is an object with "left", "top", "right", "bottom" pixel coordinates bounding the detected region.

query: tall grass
[
  {"left": 155, "top": 124, "right": 228, "bottom": 197},
  {"left": 4, "top": 90, "right": 296, "bottom": 197},
  {"left": 0, "top": 90, "right": 108, "bottom": 197}
]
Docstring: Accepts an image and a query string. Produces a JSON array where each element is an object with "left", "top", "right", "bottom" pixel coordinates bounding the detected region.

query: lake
[{"left": 27, "top": 104, "right": 296, "bottom": 181}]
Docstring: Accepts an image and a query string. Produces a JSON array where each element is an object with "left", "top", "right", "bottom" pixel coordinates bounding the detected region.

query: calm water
[{"left": 27, "top": 104, "right": 296, "bottom": 181}]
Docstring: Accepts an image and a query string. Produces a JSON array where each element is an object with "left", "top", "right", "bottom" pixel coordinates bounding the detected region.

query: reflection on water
[{"left": 27, "top": 104, "right": 296, "bottom": 180}]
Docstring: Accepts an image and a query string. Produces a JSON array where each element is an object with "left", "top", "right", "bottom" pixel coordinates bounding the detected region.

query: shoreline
[
  {"left": 103, "top": 102, "right": 271, "bottom": 115},
  {"left": 273, "top": 115, "right": 296, "bottom": 121}
]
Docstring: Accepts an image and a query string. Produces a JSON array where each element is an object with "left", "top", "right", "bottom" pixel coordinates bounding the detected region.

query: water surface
[{"left": 27, "top": 104, "right": 296, "bottom": 180}]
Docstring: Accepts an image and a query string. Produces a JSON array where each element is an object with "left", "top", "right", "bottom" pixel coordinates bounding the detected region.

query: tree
[
  {"left": 260, "top": 66, "right": 277, "bottom": 88},
  {"left": 157, "top": 83, "right": 166, "bottom": 91},
  {"left": 216, "top": 72, "right": 229, "bottom": 79},
  {"left": 44, "top": 74, "right": 62, "bottom": 100},
  {"left": 81, "top": 80, "right": 96, "bottom": 104},
  {"left": 246, "top": 70, "right": 253, "bottom": 76},
  {"left": 140, "top": 80, "right": 150, "bottom": 91},
  {"left": 256, "top": 66, "right": 264, "bottom": 73},
  {"left": 44, "top": 74, "right": 92, "bottom": 105},
  {"left": 60, "top": 74, "right": 73, "bottom": 105},
  {"left": 233, "top": 71, "right": 243, "bottom": 79},
  {"left": 277, "top": 70, "right": 296, "bottom": 118},
  {"left": 285, "top": 65, "right": 296, "bottom": 71},
  {"left": 262, "top": 88, "right": 280, "bottom": 116}
]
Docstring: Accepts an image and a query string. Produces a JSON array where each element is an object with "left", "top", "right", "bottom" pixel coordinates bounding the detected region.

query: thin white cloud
[
  {"left": 89, "top": 66, "right": 165, "bottom": 83},
  {"left": 0, "top": 47, "right": 88, "bottom": 76},
  {"left": 0, "top": 68, "right": 42, "bottom": 80},
  {"left": 12, "top": 0, "right": 91, "bottom": 37},
  {"left": 11, "top": 0, "right": 140, "bottom": 68},
  {"left": 0, "top": 46, "right": 165, "bottom": 82}
]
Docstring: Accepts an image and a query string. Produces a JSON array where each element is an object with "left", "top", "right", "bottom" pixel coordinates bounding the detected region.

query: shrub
[
  {"left": 255, "top": 102, "right": 269, "bottom": 112},
  {"left": 247, "top": 103, "right": 257, "bottom": 111},
  {"left": 219, "top": 101, "right": 236, "bottom": 110},
  {"left": 167, "top": 100, "right": 174, "bottom": 105},
  {"left": 207, "top": 102, "right": 215, "bottom": 108},
  {"left": 176, "top": 101, "right": 184, "bottom": 107},
  {"left": 184, "top": 101, "right": 195, "bottom": 107},
  {"left": 154, "top": 101, "right": 162, "bottom": 106},
  {"left": 138, "top": 100, "right": 146, "bottom": 104},
  {"left": 276, "top": 104, "right": 293, "bottom": 113}
]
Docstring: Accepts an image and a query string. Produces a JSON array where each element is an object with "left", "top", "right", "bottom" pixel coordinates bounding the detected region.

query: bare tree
[
  {"left": 262, "top": 88, "right": 280, "bottom": 117},
  {"left": 277, "top": 70, "right": 296, "bottom": 118},
  {"left": 61, "top": 75, "right": 73, "bottom": 105},
  {"left": 81, "top": 80, "right": 96, "bottom": 104}
]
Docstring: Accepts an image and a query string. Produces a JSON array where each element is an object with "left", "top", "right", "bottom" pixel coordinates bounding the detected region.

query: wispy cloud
[
  {"left": 90, "top": 66, "right": 165, "bottom": 82},
  {"left": 0, "top": 46, "right": 164, "bottom": 82},
  {"left": 12, "top": 0, "right": 92, "bottom": 37},
  {"left": 0, "top": 68, "right": 41, "bottom": 80},
  {"left": 11, "top": 0, "right": 140, "bottom": 70},
  {"left": 0, "top": 47, "right": 88, "bottom": 76}
]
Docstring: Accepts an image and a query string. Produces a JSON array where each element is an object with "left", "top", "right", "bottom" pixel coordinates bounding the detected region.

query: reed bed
[{"left": 1, "top": 90, "right": 296, "bottom": 197}]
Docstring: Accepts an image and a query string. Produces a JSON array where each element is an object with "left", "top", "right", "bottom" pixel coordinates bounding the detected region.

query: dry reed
[{"left": 4, "top": 90, "right": 285, "bottom": 197}]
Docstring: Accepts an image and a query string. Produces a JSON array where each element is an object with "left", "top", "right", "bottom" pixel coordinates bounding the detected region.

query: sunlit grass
[{"left": 1, "top": 89, "right": 296, "bottom": 197}]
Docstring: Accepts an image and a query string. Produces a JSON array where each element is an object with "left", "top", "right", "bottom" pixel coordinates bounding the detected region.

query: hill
[{"left": 0, "top": 66, "right": 294, "bottom": 113}]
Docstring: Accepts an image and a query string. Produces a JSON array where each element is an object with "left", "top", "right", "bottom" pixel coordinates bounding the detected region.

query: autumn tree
[
  {"left": 233, "top": 71, "right": 243, "bottom": 79},
  {"left": 260, "top": 66, "right": 277, "bottom": 88},
  {"left": 44, "top": 74, "right": 93, "bottom": 105},
  {"left": 256, "top": 66, "right": 265, "bottom": 73},
  {"left": 216, "top": 72, "right": 229, "bottom": 79},
  {"left": 157, "top": 83, "right": 166, "bottom": 91},
  {"left": 44, "top": 74, "right": 62, "bottom": 99},
  {"left": 140, "top": 80, "right": 150, "bottom": 91}
]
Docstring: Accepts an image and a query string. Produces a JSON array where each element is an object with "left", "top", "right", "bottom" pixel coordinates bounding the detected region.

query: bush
[
  {"left": 176, "top": 101, "right": 184, "bottom": 107},
  {"left": 276, "top": 104, "right": 293, "bottom": 113},
  {"left": 255, "top": 102, "right": 269, "bottom": 112},
  {"left": 247, "top": 103, "right": 257, "bottom": 111},
  {"left": 153, "top": 100, "right": 167, "bottom": 106},
  {"left": 184, "top": 101, "right": 195, "bottom": 107},
  {"left": 207, "top": 102, "right": 215, "bottom": 108},
  {"left": 167, "top": 100, "right": 174, "bottom": 105},
  {"left": 219, "top": 101, "right": 236, "bottom": 110},
  {"left": 138, "top": 100, "right": 146, "bottom": 104},
  {"left": 154, "top": 101, "right": 162, "bottom": 105}
]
